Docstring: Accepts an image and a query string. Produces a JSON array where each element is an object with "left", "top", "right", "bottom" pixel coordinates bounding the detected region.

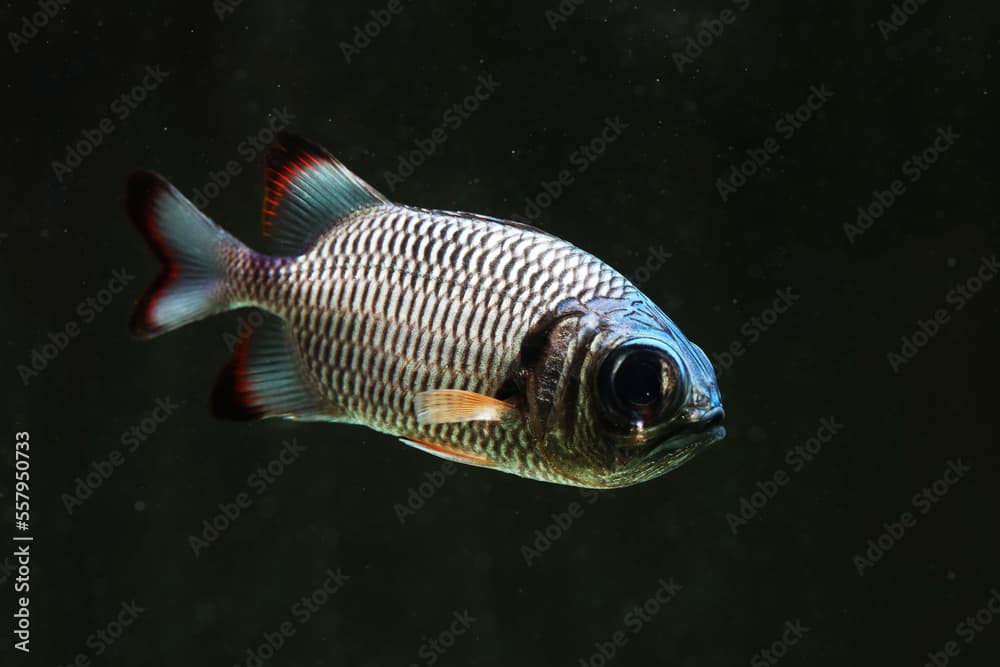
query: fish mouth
[
  {"left": 646, "top": 423, "right": 726, "bottom": 460},
  {"left": 582, "top": 407, "right": 725, "bottom": 488},
  {"left": 594, "top": 421, "right": 725, "bottom": 488},
  {"left": 646, "top": 406, "right": 726, "bottom": 459},
  {"left": 685, "top": 406, "right": 725, "bottom": 433}
]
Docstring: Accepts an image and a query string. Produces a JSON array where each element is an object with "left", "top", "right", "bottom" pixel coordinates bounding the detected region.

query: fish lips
[
  {"left": 595, "top": 414, "right": 725, "bottom": 488},
  {"left": 645, "top": 406, "right": 727, "bottom": 459}
]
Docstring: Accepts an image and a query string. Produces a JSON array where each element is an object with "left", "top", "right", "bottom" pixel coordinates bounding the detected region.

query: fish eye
[
  {"left": 598, "top": 344, "right": 683, "bottom": 426},
  {"left": 614, "top": 353, "right": 662, "bottom": 407}
]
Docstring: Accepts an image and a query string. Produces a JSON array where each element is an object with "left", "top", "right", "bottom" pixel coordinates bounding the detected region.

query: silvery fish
[{"left": 126, "top": 133, "right": 724, "bottom": 488}]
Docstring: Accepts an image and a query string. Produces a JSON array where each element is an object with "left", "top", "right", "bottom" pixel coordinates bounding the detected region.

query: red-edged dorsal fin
[
  {"left": 399, "top": 437, "right": 497, "bottom": 469},
  {"left": 211, "top": 313, "right": 337, "bottom": 421},
  {"left": 262, "top": 133, "right": 389, "bottom": 254}
]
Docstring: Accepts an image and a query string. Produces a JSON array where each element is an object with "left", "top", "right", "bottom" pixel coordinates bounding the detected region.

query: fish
[{"left": 125, "top": 133, "right": 724, "bottom": 489}]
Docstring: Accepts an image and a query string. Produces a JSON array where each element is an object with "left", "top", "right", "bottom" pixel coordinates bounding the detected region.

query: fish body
[{"left": 127, "top": 134, "right": 724, "bottom": 488}]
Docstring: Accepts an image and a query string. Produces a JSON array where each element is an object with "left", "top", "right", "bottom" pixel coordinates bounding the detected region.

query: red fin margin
[
  {"left": 125, "top": 171, "right": 241, "bottom": 338},
  {"left": 261, "top": 133, "right": 388, "bottom": 253},
  {"left": 210, "top": 314, "right": 334, "bottom": 422}
]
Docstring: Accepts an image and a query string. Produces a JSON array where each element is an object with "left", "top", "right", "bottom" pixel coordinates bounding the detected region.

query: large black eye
[
  {"left": 614, "top": 353, "right": 662, "bottom": 407},
  {"left": 598, "top": 344, "right": 682, "bottom": 426}
]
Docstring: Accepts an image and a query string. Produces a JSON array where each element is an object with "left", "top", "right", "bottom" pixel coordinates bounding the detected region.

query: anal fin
[{"left": 211, "top": 313, "right": 334, "bottom": 421}]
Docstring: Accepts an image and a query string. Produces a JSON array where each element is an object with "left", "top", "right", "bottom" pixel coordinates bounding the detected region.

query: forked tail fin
[{"left": 126, "top": 171, "right": 252, "bottom": 339}]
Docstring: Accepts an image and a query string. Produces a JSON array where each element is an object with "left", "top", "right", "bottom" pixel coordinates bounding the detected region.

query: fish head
[{"left": 529, "top": 296, "right": 725, "bottom": 488}]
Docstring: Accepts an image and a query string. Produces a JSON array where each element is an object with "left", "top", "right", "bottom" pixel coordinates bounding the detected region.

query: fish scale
[
  {"left": 126, "top": 133, "right": 724, "bottom": 488},
  {"left": 237, "top": 206, "right": 631, "bottom": 469}
]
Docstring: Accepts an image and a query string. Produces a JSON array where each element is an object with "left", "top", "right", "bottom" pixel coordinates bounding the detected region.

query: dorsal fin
[{"left": 262, "top": 133, "right": 389, "bottom": 254}]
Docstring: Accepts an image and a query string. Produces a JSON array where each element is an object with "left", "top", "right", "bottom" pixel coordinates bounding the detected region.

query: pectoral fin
[{"left": 414, "top": 389, "right": 517, "bottom": 425}]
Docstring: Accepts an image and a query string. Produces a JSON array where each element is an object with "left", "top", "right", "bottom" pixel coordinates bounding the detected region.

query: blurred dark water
[{"left": 3, "top": 1, "right": 999, "bottom": 665}]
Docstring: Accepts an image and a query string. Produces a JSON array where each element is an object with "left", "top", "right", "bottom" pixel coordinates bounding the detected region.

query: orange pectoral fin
[
  {"left": 399, "top": 436, "right": 497, "bottom": 468},
  {"left": 414, "top": 389, "right": 517, "bottom": 425}
]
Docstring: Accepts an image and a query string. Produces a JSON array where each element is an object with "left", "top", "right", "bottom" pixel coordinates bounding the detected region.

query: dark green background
[{"left": 3, "top": 1, "right": 999, "bottom": 665}]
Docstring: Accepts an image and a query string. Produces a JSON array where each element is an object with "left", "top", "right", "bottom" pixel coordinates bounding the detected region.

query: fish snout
[{"left": 682, "top": 405, "right": 725, "bottom": 434}]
